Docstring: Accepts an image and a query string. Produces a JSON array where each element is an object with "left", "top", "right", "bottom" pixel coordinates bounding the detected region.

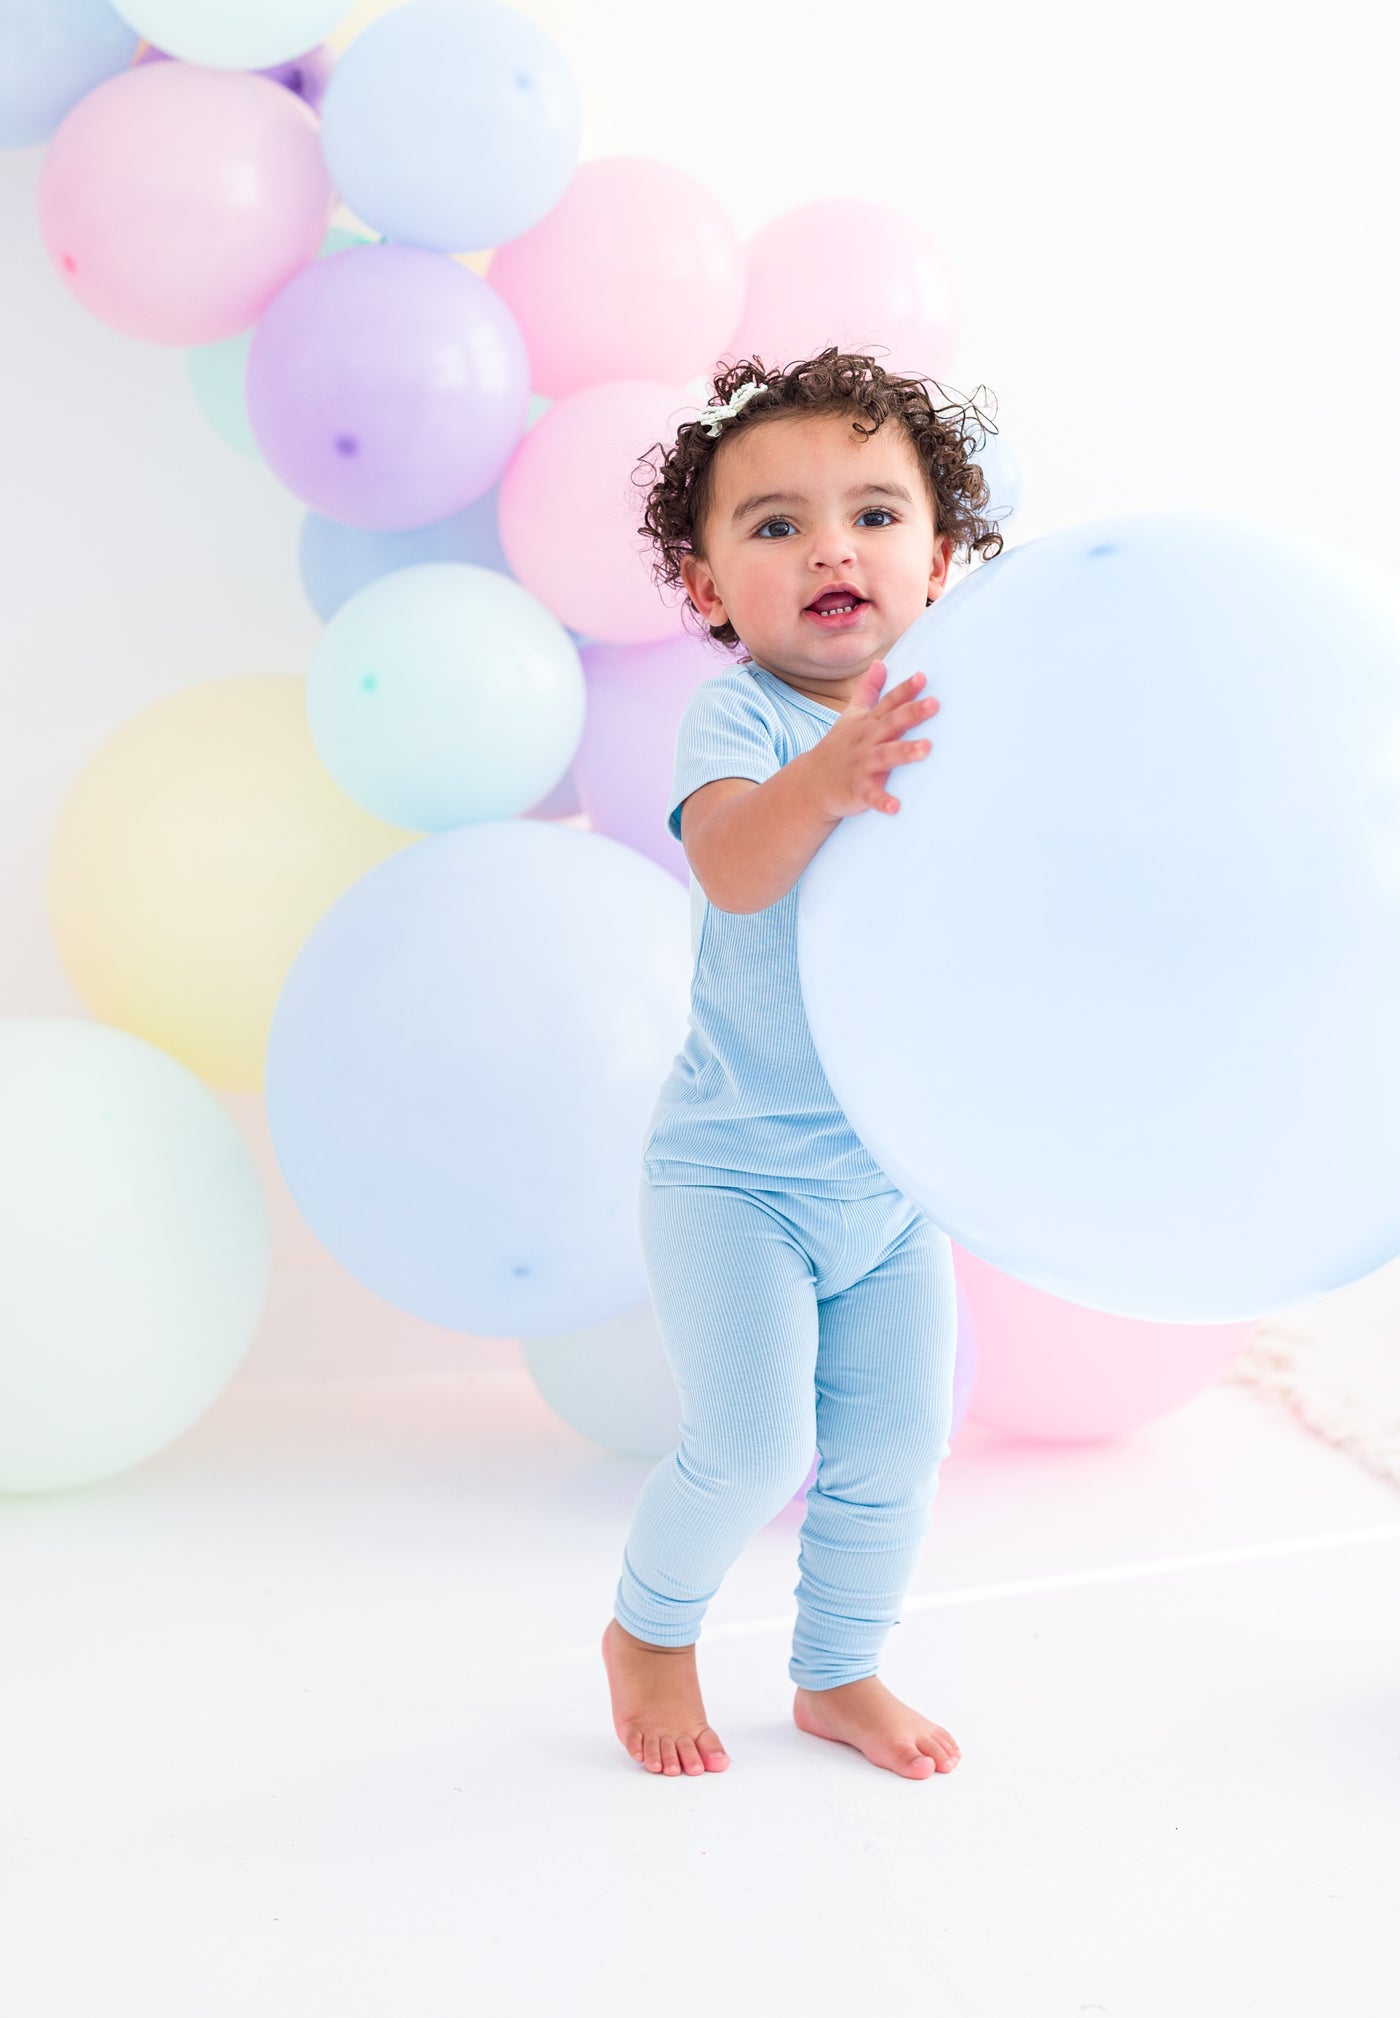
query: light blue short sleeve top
[{"left": 641, "top": 659, "right": 892, "bottom": 1197}]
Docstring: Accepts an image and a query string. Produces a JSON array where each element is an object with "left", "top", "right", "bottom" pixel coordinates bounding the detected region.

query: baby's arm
[
  {"left": 681, "top": 664, "right": 939, "bottom": 915},
  {"left": 680, "top": 762, "right": 840, "bottom": 914}
]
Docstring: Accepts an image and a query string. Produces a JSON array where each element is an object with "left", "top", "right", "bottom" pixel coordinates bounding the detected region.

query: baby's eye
[
  {"left": 859, "top": 508, "right": 895, "bottom": 527},
  {"left": 756, "top": 518, "right": 796, "bottom": 539}
]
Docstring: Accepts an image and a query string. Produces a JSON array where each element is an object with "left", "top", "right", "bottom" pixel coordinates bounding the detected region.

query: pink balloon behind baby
[
  {"left": 135, "top": 41, "right": 338, "bottom": 114},
  {"left": 574, "top": 633, "right": 733, "bottom": 879},
  {"left": 952, "top": 1243, "right": 1259, "bottom": 1442},
  {"left": 498, "top": 379, "right": 697, "bottom": 644},
  {"left": 728, "top": 198, "right": 960, "bottom": 381},
  {"left": 489, "top": 157, "right": 746, "bottom": 399},
  {"left": 38, "top": 62, "right": 332, "bottom": 345}
]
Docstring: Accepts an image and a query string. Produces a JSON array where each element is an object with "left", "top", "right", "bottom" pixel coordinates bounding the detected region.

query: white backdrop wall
[{"left": 2, "top": 0, "right": 1396, "bottom": 1386}]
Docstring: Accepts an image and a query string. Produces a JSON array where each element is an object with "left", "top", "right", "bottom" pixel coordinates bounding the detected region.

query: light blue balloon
[
  {"left": 265, "top": 819, "right": 692, "bottom": 1336},
  {"left": 0, "top": 1019, "right": 270, "bottom": 1494},
  {"left": 188, "top": 227, "right": 374, "bottom": 464},
  {"left": 969, "top": 426, "right": 1022, "bottom": 524},
  {"left": 319, "top": 0, "right": 581, "bottom": 251},
  {"left": 0, "top": 0, "right": 138, "bottom": 149},
  {"left": 308, "top": 561, "right": 586, "bottom": 829},
  {"left": 799, "top": 511, "right": 1400, "bottom": 1324},
  {"left": 299, "top": 488, "right": 511, "bottom": 621}
]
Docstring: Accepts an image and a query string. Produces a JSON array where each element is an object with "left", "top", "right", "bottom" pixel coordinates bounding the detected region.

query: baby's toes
[
  {"left": 660, "top": 1735, "right": 683, "bottom": 1775},
  {"left": 697, "top": 1726, "right": 731, "bottom": 1771},
  {"left": 894, "top": 1743, "right": 936, "bottom": 1779},
  {"left": 642, "top": 1730, "right": 664, "bottom": 1774},
  {"left": 920, "top": 1728, "right": 960, "bottom": 1771},
  {"left": 675, "top": 1735, "right": 706, "bottom": 1775}
]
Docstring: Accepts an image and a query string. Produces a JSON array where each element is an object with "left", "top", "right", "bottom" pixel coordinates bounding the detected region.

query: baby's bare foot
[
  {"left": 601, "top": 1618, "right": 731, "bottom": 1776},
  {"left": 793, "top": 1675, "right": 961, "bottom": 1780}
]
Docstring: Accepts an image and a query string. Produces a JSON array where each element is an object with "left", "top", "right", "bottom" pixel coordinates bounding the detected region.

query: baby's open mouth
[{"left": 804, "top": 590, "right": 869, "bottom": 623}]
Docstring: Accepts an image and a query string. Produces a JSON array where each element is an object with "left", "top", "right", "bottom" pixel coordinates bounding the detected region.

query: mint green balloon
[
  {"left": 111, "top": 0, "right": 347, "bottom": 69},
  {"left": 0, "top": 1020, "right": 270, "bottom": 1495},
  {"left": 308, "top": 560, "right": 586, "bottom": 829},
  {"left": 186, "top": 226, "right": 373, "bottom": 459},
  {"left": 187, "top": 328, "right": 257, "bottom": 457}
]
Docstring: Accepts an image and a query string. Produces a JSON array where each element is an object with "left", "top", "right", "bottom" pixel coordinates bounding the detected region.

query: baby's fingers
[
  {"left": 886, "top": 694, "right": 939, "bottom": 734},
  {"left": 875, "top": 670, "right": 927, "bottom": 711}
]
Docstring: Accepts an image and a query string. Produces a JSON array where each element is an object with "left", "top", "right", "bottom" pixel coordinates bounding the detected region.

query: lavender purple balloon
[
  {"left": 575, "top": 633, "right": 735, "bottom": 882},
  {"left": 246, "top": 242, "right": 530, "bottom": 532}
]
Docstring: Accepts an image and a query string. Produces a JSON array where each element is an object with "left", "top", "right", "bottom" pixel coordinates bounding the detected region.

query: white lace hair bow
[{"left": 696, "top": 378, "right": 772, "bottom": 437}]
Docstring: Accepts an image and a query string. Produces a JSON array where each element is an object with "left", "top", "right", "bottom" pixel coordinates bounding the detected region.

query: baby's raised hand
[{"left": 810, "top": 660, "right": 940, "bottom": 819}]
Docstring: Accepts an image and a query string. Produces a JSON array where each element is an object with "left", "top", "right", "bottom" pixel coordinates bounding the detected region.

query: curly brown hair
[{"left": 632, "top": 347, "right": 1007, "bottom": 652}]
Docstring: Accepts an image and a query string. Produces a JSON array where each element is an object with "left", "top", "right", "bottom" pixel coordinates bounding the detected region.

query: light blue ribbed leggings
[{"left": 613, "top": 1168, "right": 959, "bottom": 1690}]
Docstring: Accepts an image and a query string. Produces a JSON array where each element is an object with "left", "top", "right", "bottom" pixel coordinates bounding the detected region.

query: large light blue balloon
[
  {"left": 0, "top": 0, "right": 138, "bottom": 149},
  {"left": 299, "top": 488, "right": 511, "bottom": 621},
  {"left": 319, "top": 0, "right": 581, "bottom": 251},
  {"left": 0, "top": 1019, "right": 270, "bottom": 1494},
  {"left": 798, "top": 511, "right": 1400, "bottom": 1325},
  {"left": 308, "top": 562, "right": 586, "bottom": 828},
  {"left": 265, "top": 820, "right": 691, "bottom": 1336}
]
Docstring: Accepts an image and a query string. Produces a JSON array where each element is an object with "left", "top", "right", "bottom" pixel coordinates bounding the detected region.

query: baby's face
[{"left": 681, "top": 410, "right": 953, "bottom": 698}]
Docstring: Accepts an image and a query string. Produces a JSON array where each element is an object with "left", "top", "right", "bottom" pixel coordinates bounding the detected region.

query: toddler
[{"left": 600, "top": 348, "right": 1004, "bottom": 1780}]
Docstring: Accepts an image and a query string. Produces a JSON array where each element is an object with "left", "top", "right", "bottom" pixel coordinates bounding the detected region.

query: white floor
[{"left": 6, "top": 1365, "right": 1399, "bottom": 2018}]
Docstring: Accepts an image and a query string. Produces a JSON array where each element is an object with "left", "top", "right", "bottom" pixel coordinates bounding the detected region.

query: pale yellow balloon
[{"left": 47, "top": 677, "right": 419, "bottom": 1093}]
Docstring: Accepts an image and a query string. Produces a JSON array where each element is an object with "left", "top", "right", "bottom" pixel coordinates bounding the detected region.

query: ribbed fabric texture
[
  {"left": 642, "top": 660, "right": 890, "bottom": 1197},
  {"left": 614, "top": 1171, "right": 959, "bottom": 1690}
]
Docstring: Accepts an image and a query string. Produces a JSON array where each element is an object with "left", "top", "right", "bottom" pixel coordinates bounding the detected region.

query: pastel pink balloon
[
  {"left": 953, "top": 1243, "right": 1258, "bottom": 1443},
  {"left": 38, "top": 62, "right": 333, "bottom": 345},
  {"left": 575, "top": 633, "right": 731, "bottom": 877},
  {"left": 498, "top": 379, "right": 693, "bottom": 645},
  {"left": 727, "top": 199, "right": 960, "bottom": 382},
  {"left": 488, "top": 156, "right": 746, "bottom": 399}
]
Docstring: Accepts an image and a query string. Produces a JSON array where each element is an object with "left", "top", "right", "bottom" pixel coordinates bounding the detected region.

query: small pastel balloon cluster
[{"left": 2, "top": 1, "right": 1054, "bottom": 1499}]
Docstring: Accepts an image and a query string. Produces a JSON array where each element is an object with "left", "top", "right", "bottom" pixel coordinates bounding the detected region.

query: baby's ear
[{"left": 681, "top": 555, "right": 725, "bottom": 626}]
